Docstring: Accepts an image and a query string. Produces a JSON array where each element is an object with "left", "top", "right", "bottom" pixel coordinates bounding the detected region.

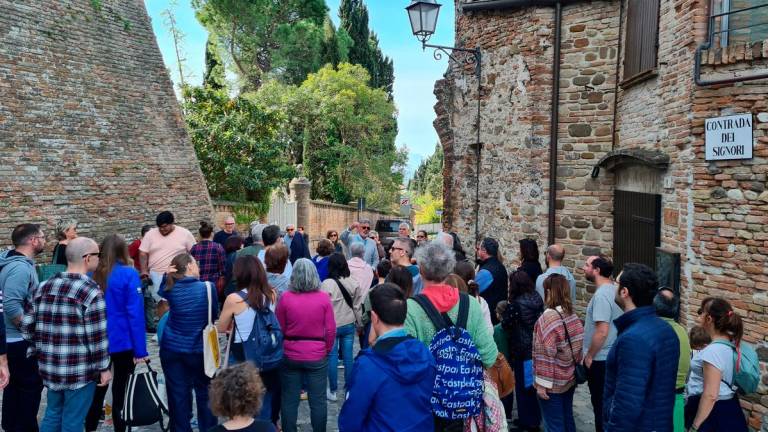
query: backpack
[
  {"left": 713, "top": 340, "right": 760, "bottom": 394},
  {"left": 232, "top": 291, "right": 284, "bottom": 371},
  {"left": 121, "top": 362, "right": 168, "bottom": 431},
  {"left": 413, "top": 293, "right": 484, "bottom": 420}
]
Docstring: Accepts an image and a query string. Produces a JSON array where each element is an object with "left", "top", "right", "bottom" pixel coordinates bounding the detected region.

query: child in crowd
[
  {"left": 689, "top": 325, "right": 711, "bottom": 357},
  {"left": 493, "top": 301, "right": 514, "bottom": 420},
  {"left": 208, "top": 363, "right": 276, "bottom": 432}
]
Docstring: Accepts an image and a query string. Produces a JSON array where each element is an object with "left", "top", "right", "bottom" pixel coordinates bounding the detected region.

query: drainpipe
[
  {"left": 547, "top": 1, "right": 562, "bottom": 246},
  {"left": 610, "top": 0, "right": 624, "bottom": 151}
]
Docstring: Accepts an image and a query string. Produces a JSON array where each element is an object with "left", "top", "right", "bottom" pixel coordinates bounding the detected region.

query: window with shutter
[{"left": 622, "top": 0, "right": 660, "bottom": 86}]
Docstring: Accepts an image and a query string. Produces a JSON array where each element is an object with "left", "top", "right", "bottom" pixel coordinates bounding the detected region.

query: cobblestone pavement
[{"left": 3, "top": 335, "right": 597, "bottom": 431}]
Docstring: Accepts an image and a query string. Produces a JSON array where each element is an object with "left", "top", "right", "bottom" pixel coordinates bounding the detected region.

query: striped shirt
[
  {"left": 533, "top": 307, "right": 584, "bottom": 393},
  {"left": 21, "top": 272, "right": 109, "bottom": 390}
]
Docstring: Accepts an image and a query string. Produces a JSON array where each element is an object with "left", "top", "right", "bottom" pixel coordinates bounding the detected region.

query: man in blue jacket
[
  {"left": 339, "top": 283, "right": 436, "bottom": 432},
  {"left": 604, "top": 263, "right": 679, "bottom": 432}
]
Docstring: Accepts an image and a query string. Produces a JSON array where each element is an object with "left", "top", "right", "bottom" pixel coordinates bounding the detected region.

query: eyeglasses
[
  {"left": 390, "top": 246, "right": 404, "bottom": 252},
  {"left": 416, "top": 235, "right": 426, "bottom": 239},
  {"left": 329, "top": 233, "right": 338, "bottom": 237},
  {"left": 286, "top": 228, "right": 295, "bottom": 232},
  {"left": 82, "top": 252, "right": 100, "bottom": 258},
  {"left": 361, "top": 226, "right": 371, "bottom": 230}
]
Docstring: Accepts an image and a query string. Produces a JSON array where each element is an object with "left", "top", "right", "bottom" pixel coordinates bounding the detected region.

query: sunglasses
[
  {"left": 287, "top": 228, "right": 295, "bottom": 232},
  {"left": 361, "top": 226, "right": 371, "bottom": 230},
  {"left": 330, "top": 233, "right": 338, "bottom": 237},
  {"left": 82, "top": 252, "right": 100, "bottom": 258}
]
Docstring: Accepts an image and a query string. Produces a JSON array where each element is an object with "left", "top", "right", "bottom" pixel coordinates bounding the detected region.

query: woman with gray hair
[
  {"left": 404, "top": 242, "right": 499, "bottom": 430},
  {"left": 52, "top": 219, "right": 78, "bottom": 265},
  {"left": 275, "top": 258, "right": 336, "bottom": 432}
]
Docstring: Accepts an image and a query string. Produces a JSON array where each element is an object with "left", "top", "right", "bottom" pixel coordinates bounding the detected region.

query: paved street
[{"left": 2, "top": 335, "right": 596, "bottom": 431}]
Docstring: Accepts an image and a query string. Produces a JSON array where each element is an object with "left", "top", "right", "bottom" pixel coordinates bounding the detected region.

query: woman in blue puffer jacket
[{"left": 86, "top": 234, "right": 149, "bottom": 432}]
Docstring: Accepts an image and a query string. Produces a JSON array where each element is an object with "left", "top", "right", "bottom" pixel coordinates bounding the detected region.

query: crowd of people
[{"left": 0, "top": 212, "right": 755, "bottom": 432}]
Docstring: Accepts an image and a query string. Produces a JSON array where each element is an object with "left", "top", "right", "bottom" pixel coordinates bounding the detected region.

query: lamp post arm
[{"left": 422, "top": 42, "right": 481, "bottom": 70}]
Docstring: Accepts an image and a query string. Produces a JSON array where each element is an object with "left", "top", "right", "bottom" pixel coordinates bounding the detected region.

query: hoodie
[
  {"left": 338, "top": 332, "right": 436, "bottom": 432},
  {"left": 405, "top": 284, "right": 498, "bottom": 368},
  {"left": 0, "top": 249, "right": 38, "bottom": 341}
]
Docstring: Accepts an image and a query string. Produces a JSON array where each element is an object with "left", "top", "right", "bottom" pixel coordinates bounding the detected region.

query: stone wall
[
  {"left": 0, "top": 0, "right": 213, "bottom": 251},
  {"left": 440, "top": 0, "right": 768, "bottom": 425}
]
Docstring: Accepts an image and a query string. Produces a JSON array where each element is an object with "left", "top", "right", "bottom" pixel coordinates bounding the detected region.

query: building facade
[
  {"left": 0, "top": 0, "right": 214, "bottom": 250},
  {"left": 436, "top": 0, "right": 768, "bottom": 426}
]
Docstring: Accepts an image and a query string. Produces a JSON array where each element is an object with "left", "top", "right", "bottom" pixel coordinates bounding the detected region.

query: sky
[{"left": 144, "top": 0, "right": 456, "bottom": 177}]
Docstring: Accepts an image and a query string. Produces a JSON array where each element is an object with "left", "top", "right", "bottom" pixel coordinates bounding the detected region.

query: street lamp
[
  {"left": 405, "top": 0, "right": 484, "bottom": 258},
  {"left": 406, "top": 0, "right": 441, "bottom": 43}
]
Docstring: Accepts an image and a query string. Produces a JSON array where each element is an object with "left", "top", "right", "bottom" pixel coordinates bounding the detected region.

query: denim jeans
[
  {"left": 159, "top": 349, "right": 217, "bottom": 432},
  {"left": 40, "top": 382, "right": 96, "bottom": 432},
  {"left": 327, "top": 323, "right": 355, "bottom": 392},
  {"left": 2, "top": 340, "right": 44, "bottom": 432},
  {"left": 586, "top": 360, "right": 606, "bottom": 432},
  {"left": 538, "top": 386, "right": 576, "bottom": 432},
  {"left": 281, "top": 358, "right": 328, "bottom": 432}
]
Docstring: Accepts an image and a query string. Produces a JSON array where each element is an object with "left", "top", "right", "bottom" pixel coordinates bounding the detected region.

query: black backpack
[{"left": 121, "top": 362, "right": 168, "bottom": 431}]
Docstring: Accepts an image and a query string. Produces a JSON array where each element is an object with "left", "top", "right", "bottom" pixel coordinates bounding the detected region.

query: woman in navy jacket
[
  {"left": 159, "top": 253, "right": 218, "bottom": 432},
  {"left": 85, "top": 234, "right": 149, "bottom": 432}
]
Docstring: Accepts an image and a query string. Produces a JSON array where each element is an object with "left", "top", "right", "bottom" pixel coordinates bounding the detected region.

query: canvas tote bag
[{"left": 203, "top": 281, "right": 221, "bottom": 377}]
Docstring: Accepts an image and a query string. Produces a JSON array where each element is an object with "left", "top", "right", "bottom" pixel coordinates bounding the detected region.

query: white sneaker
[{"left": 326, "top": 389, "right": 337, "bottom": 402}]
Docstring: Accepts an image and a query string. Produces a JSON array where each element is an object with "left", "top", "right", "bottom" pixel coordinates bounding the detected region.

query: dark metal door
[{"left": 613, "top": 190, "right": 661, "bottom": 275}]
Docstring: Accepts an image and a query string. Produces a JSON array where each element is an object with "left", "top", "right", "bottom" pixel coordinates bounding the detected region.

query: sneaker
[
  {"left": 338, "top": 363, "right": 344, "bottom": 369},
  {"left": 326, "top": 389, "right": 337, "bottom": 402},
  {"left": 300, "top": 390, "right": 308, "bottom": 400}
]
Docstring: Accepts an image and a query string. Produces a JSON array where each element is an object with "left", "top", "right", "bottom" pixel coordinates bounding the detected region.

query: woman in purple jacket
[
  {"left": 86, "top": 234, "right": 149, "bottom": 432},
  {"left": 275, "top": 259, "right": 336, "bottom": 432}
]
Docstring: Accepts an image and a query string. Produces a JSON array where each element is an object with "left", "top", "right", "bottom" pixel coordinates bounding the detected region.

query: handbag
[
  {"left": 556, "top": 310, "right": 587, "bottom": 385},
  {"left": 487, "top": 353, "right": 515, "bottom": 398},
  {"left": 464, "top": 370, "right": 509, "bottom": 432},
  {"left": 202, "top": 281, "right": 221, "bottom": 378},
  {"left": 121, "top": 362, "right": 168, "bottom": 431}
]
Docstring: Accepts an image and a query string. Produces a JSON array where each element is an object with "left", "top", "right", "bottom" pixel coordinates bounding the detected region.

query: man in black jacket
[{"left": 475, "top": 237, "right": 508, "bottom": 325}]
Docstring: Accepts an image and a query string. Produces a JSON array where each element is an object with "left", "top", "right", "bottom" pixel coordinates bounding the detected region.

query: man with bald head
[
  {"left": 213, "top": 215, "right": 238, "bottom": 246},
  {"left": 22, "top": 237, "right": 111, "bottom": 431},
  {"left": 535, "top": 244, "right": 576, "bottom": 305}
]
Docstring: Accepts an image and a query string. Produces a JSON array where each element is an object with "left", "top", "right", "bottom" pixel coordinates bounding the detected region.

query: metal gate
[{"left": 613, "top": 190, "right": 661, "bottom": 274}]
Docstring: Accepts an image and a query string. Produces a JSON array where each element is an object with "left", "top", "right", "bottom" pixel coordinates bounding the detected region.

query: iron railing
[{"left": 695, "top": 0, "right": 768, "bottom": 85}]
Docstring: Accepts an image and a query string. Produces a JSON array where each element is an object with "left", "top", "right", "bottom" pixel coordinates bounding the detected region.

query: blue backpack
[
  {"left": 713, "top": 340, "right": 760, "bottom": 394},
  {"left": 414, "top": 293, "right": 484, "bottom": 420},
  {"left": 232, "top": 292, "right": 283, "bottom": 371}
]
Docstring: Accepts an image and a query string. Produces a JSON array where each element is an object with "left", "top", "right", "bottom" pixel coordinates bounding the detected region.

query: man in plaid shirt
[{"left": 22, "top": 237, "right": 112, "bottom": 431}]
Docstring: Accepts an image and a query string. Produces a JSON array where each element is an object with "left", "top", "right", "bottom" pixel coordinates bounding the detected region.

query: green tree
[
  {"left": 183, "top": 86, "right": 295, "bottom": 204},
  {"left": 193, "top": 0, "right": 329, "bottom": 89},
  {"left": 409, "top": 144, "right": 444, "bottom": 198},
  {"left": 339, "top": 0, "right": 394, "bottom": 97},
  {"left": 253, "top": 64, "right": 403, "bottom": 208},
  {"left": 203, "top": 36, "right": 226, "bottom": 90}
]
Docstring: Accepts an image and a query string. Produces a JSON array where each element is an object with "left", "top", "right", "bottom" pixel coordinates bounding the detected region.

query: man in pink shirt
[{"left": 139, "top": 211, "right": 196, "bottom": 303}]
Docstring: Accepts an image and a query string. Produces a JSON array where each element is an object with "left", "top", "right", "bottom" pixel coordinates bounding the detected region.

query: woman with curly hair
[{"left": 208, "top": 363, "right": 276, "bottom": 432}]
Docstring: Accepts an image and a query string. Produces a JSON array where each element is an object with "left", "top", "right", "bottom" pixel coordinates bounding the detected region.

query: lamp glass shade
[{"left": 406, "top": 1, "right": 441, "bottom": 41}]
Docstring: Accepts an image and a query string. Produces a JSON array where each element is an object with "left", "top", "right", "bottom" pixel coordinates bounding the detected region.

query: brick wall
[{"left": 0, "top": 0, "right": 213, "bottom": 250}]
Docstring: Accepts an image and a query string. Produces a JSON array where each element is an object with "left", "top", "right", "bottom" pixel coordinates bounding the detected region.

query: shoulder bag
[
  {"left": 202, "top": 281, "right": 221, "bottom": 378},
  {"left": 555, "top": 310, "right": 587, "bottom": 385}
]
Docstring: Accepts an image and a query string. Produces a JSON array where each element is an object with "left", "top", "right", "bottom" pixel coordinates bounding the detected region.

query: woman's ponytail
[{"left": 702, "top": 297, "right": 744, "bottom": 344}]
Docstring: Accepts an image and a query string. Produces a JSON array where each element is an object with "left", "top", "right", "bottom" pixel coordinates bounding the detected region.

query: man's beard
[{"left": 586, "top": 273, "right": 595, "bottom": 283}]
